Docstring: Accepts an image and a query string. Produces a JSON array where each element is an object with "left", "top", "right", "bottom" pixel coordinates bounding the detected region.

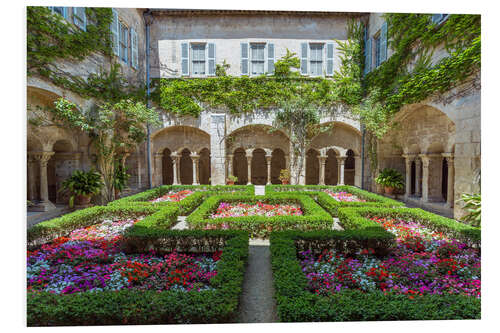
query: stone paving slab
[
  {"left": 171, "top": 216, "right": 188, "bottom": 230},
  {"left": 254, "top": 185, "right": 266, "bottom": 196}
]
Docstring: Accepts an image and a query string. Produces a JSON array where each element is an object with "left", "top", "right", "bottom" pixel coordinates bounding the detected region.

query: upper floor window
[
  {"left": 119, "top": 22, "right": 128, "bottom": 64},
  {"left": 49, "top": 7, "right": 67, "bottom": 19},
  {"left": 374, "top": 35, "right": 381, "bottom": 67},
  {"left": 191, "top": 44, "right": 206, "bottom": 75},
  {"left": 72, "top": 7, "right": 87, "bottom": 31},
  {"left": 431, "top": 14, "right": 449, "bottom": 25},
  {"left": 250, "top": 43, "right": 265, "bottom": 75},
  {"left": 309, "top": 44, "right": 324, "bottom": 76},
  {"left": 364, "top": 21, "right": 387, "bottom": 73}
]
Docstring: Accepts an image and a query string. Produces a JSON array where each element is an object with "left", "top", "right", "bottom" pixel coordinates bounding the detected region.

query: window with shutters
[
  {"left": 119, "top": 22, "right": 128, "bottom": 64},
  {"left": 110, "top": 9, "right": 119, "bottom": 57},
  {"left": 309, "top": 44, "right": 324, "bottom": 76},
  {"left": 431, "top": 14, "right": 449, "bottom": 25},
  {"left": 191, "top": 44, "right": 206, "bottom": 75},
  {"left": 250, "top": 44, "right": 265, "bottom": 75},
  {"left": 374, "top": 35, "right": 381, "bottom": 68},
  {"left": 49, "top": 7, "right": 67, "bottom": 19},
  {"left": 72, "top": 7, "right": 86, "bottom": 31}
]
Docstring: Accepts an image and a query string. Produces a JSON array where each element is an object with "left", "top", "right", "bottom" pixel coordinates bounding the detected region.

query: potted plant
[
  {"left": 279, "top": 169, "right": 291, "bottom": 185},
  {"left": 375, "top": 168, "right": 404, "bottom": 195},
  {"left": 60, "top": 169, "right": 103, "bottom": 207},
  {"left": 226, "top": 175, "right": 238, "bottom": 185},
  {"left": 113, "top": 165, "right": 130, "bottom": 198}
]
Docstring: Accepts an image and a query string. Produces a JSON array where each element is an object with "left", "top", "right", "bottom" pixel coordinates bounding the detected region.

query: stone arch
[
  {"left": 179, "top": 148, "right": 193, "bottom": 185},
  {"left": 271, "top": 148, "right": 286, "bottom": 184},
  {"left": 152, "top": 126, "right": 210, "bottom": 155},
  {"left": 162, "top": 148, "right": 173, "bottom": 185},
  {"left": 199, "top": 148, "right": 211, "bottom": 185},
  {"left": 226, "top": 124, "right": 290, "bottom": 155},
  {"left": 325, "top": 149, "right": 338, "bottom": 185},
  {"left": 309, "top": 121, "right": 362, "bottom": 155},
  {"left": 306, "top": 149, "right": 320, "bottom": 185},
  {"left": 233, "top": 148, "right": 247, "bottom": 185}
]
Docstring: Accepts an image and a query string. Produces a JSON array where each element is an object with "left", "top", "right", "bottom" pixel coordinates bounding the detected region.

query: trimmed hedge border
[
  {"left": 269, "top": 231, "right": 481, "bottom": 322},
  {"left": 186, "top": 193, "right": 333, "bottom": 238},
  {"left": 108, "top": 185, "right": 254, "bottom": 215},
  {"left": 27, "top": 204, "right": 179, "bottom": 249},
  {"left": 338, "top": 206, "right": 481, "bottom": 247},
  {"left": 27, "top": 230, "right": 249, "bottom": 326},
  {"left": 266, "top": 185, "right": 404, "bottom": 216}
]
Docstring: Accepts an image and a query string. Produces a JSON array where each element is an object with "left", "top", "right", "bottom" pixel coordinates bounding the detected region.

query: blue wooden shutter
[
  {"left": 364, "top": 38, "right": 372, "bottom": 75},
  {"left": 380, "top": 21, "right": 387, "bottom": 63},
  {"left": 241, "top": 42, "right": 249, "bottom": 75},
  {"left": 73, "top": 7, "right": 86, "bottom": 31},
  {"left": 181, "top": 43, "right": 189, "bottom": 76},
  {"left": 123, "top": 26, "right": 129, "bottom": 63},
  {"left": 326, "top": 43, "right": 334, "bottom": 76},
  {"left": 267, "top": 43, "right": 275, "bottom": 74},
  {"left": 300, "top": 42, "right": 308, "bottom": 75},
  {"left": 208, "top": 43, "right": 216, "bottom": 76},
  {"left": 110, "top": 9, "right": 119, "bottom": 56},
  {"left": 131, "top": 28, "right": 138, "bottom": 69}
]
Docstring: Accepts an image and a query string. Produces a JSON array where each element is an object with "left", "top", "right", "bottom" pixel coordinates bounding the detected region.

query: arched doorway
[
  {"left": 179, "top": 148, "right": 193, "bottom": 185},
  {"left": 233, "top": 148, "right": 247, "bottom": 185},
  {"left": 306, "top": 149, "right": 319, "bottom": 185},
  {"left": 251, "top": 149, "right": 267, "bottom": 185},
  {"left": 271, "top": 148, "right": 286, "bottom": 184},
  {"left": 344, "top": 149, "right": 355, "bottom": 185},
  {"left": 324, "top": 149, "right": 338, "bottom": 185},
  {"left": 162, "top": 148, "right": 173, "bottom": 185},
  {"left": 199, "top": 148, "right": 211, "bottom": 184}
]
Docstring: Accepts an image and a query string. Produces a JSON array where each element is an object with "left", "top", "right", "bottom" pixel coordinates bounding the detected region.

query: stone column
[
  {"left": 419, "top": 154, "right": 430, "bottom": 202},
  {"left": 246, "top": 152, "right": 252, "bottom": 185},
  {"left": 265, "top": 154, "right": 272, "bottom": 185},
  {"left": 171, "top": 152, "right": 180, "bottom": 185},
  {"left": 153, "top": 152, "right": 163, "bottom": 186},
  {"left": 443, "top": 153, "right": 455, "bottom": 208},
  {"left": 317, "top": 155, "right": 327, "bottom": 185},
  {"left": 337, "top": 156, "right": 346, "bottom": 185},
  {"left": 210, "top": 113, "right": 226, "bottom": 185},
  {"left": 226, "top": 154, "right": 233, "bottom": 177},
  {"left": 415, "top": 158, "right": 422, "bottom": 197},
  {"left": 284, "top": 154, "right": 290, "bottom": 171},
  {"left": 33, "top": 152, "right": 56, "bottom": 211},
  {"left": 191, "top": 153, "right": 200, "bottom": 185},
  {"left": 27, "top": 154, "right": 37, "bottom": 201},
  {"left": 402, "top": 154, "right": 415, "bottom": 199},
  {"left": 354, "top": 155, "right": 362, "bottom": 188}
]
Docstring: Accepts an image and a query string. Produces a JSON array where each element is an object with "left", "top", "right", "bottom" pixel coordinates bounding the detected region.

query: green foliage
[
  {"left": 60, "top": 169, "right": 103, "bottom": 207},
  {"left": 374, "top": 168, "right": 405, "bottom": 189},
  {"left": 226, "top": 175, "right": 238, "bottom": 182},
  {"left": 269, "top": 230, "right": 480, "bottom": 322},
  {"left": 459, "top": 193, "right": 481, "bottom": 227},
  {"left": 113, "top": 164, "right": 130, "bottom": 193},
  {"left": 278, "top": 169, "right": 291, "bottom": 182},
  {"left": 273, "top": 49, "right": 301, "bottom": 77},
  {"left": 27, "top": 230, "right": 249, "bottom": 325},
  {"left": 186, "top": 194, "right": 333, "bottom": 238},
  {"left": 215, "top": 60, "right": 230, "bottom": 76}
]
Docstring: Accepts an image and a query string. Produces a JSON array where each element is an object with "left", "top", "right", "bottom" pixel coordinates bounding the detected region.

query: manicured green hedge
[
  {"left": 27, "top": 204, "right": 179, "bottom": 249},
  {"left": 27, "top": 230, "right": 249, "bottom": 326},
  {"left": 269, "top": 231, "right": 480, "bottom": 322},
  {"left": 267, "top": 185, "right": 404, "bottom": 216},
  {"left": 338, "top": 206, "right": 481, "bottom": 247},
  {"left": 109, "top": 185, "right": 254, "bottom": 215},
  {"left": 186, "top": 193, "right": 333, "bottom": 238}
]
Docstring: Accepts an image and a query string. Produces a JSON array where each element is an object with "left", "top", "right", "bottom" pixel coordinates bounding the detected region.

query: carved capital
[{"left": 32, "top": 151, "right": 55, "bottom": 166}]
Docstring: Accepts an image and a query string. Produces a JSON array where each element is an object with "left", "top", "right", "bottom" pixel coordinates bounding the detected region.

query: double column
[
  {"left": 402, "top": 154, "right": 416, "bottom": 199},
  {"left": 336, "top": 156, "right": 346, "bottom": 185},
  {"left": 317, "top": 155, "right": 327, "bottom": 185},
  {"left": 171, "top": 152, "right": 180, "bottom": 185},
  {"left": 246, "top": 150, "right": 253, "bottom": 185},
  {"left": 418, "top": 153, "right": 443, "bottom": 203},
  {"left": 191, "top": 153, "right": 200, "bottom": 185},
  {"left": 265, "top": 153, "right": 272, "bottom": 185},
  {"left": 29, "top": 151, "right": 56, "bottom": 211},
  {"left": 442, "top": 153, "right": 455, "bottom": 208}
]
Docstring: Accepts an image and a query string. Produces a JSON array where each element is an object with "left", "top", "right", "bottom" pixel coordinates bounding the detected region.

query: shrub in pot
[
  {"left": 226, "top": 175, "right": 238, "bottom": 185},
  {"left": 375, "top": 168, "right": 404, "bottom": 194},
  {"left": 60, "top": 169, "right": 103, "bottom": 207},
  {"left": 279, "top": 169, "right": 291, "bottom": 185}
]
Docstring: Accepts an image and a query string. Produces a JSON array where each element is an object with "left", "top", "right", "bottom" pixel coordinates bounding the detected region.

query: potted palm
[
  {"left": 375, "top": 168, "right": 404, "bottom": 195},
  {"left": 226, "top": 175, "right": 238, "bottom": 185},
  {"left": 61, "top": 169, "right": 103, "bottom": 207},
  {"left": 279, "top": 169, "right": 291, "bottom": 185}
]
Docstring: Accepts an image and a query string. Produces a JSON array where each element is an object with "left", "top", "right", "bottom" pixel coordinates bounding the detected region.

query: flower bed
[
  {"left": 323, "top": 190, "right": 366, "bottom": 202},
  {"left": 150, "top": 189, "right": 194, "bottom": 203},
  {"left": 27, "top": 218, "right": 220, "bottom": 295},
  {"left": 210, "top": 202, "right": 303, "bottom": 218},
  {"left": 300, "top": 216, "right": 480, "bottom": 298}
]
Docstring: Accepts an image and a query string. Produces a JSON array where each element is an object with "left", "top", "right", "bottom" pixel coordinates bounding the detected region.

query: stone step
[
  {"left": 171, "top": 216, "right": 188, "bottom": 230},
  {"left": 254, "top": 185, "right": 266, "bottom": 196}
]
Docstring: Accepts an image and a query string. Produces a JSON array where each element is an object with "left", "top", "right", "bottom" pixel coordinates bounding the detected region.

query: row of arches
[{"left": 161, "top": 148, "right": 211, "bottom": 185}]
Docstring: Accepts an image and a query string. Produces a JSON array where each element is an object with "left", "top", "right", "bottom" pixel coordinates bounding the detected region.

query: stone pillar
[
  {"left": 337, "top": 156, "right": 346, "bottom": 185},
  {"left": 153, "top": 152, "right": 163, "bottom": 186},
  {"left": 191, "top": 153, "right": 200, "bottom": 185},
  {"left": 246, "top": 153, "right": 252, "bottom": 185},
  {"left": 210, "top": 114, "right": 226, "bottom": 185},
  {"left": 171, "top": 152, "right": 180, "bottom": 185},
  {"left": 226, "top": 154, "right": 234, "bottom": 177},
  {"left": 27, "top": 154, "right": 37, "bottom": 201},
  {"left": 317, "top": 155, "right": 327, "bottom": 185},
  {"left": 33, "top": 152, "right": 56, "bottom": 211},
  {"left": 354, "top": 155, "right": 362, "bottom": 188},
  {"left": 443, "top": 153, "right": 455, "bottom": 208},
  {"left": 402, "top": 154, "right": 415, "bottom": 199},
  {"left": 419, "top": 154, "right": 444, "bottom": 202},
  {"left": 415, "top": 158, "right": 422, "bottom": 197},
  {"left": 284, "top": 154, "right": 290, "bottom": 171},
  {"left": 265, "top": 154, "right": 272, "bottom": 185}
]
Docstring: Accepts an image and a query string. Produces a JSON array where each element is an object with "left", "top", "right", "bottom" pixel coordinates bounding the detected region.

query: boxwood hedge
[
  {"left": 269, "top": 231, "right": 481, "bottom": 322},
  {"left": 186, "top": 193, "right": 333, "bottom": 238},
  {"left": 27, "top": 230, "right": 249, "bottom": 326}
]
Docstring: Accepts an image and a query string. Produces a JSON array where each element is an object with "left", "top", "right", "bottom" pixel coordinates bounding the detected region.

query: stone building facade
[{"left": 27, "top": 8, "right": 480, "bottom": 220}]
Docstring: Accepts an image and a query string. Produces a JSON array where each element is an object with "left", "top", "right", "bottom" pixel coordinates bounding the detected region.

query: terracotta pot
[
  {"left": 226, "top": 180, "right": 235, "bottom": 185},
  {"left": 281, "top": 179, "right": 290, "bottom": 185},
  {"left": 75, "top": 194, "right": 91, "bottom": 206},
  {"left": 384, "top": 186, "right": 395, "bottom": 195}
]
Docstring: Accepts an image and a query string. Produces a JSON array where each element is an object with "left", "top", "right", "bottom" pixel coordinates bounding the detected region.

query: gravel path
[{"left": 238, "top": 242, "right": 279, "bottom": 323}]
